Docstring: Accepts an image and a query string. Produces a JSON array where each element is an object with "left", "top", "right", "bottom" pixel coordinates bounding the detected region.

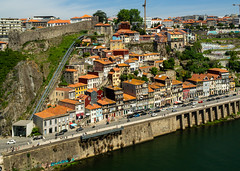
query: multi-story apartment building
[
  {"left": 117, "top": 63, "right": 130, "bottom": 75},
  {"left": 64, "top": 68, "right": 78, "bottom": 84},
  {"left": 68, "top": 83, "right": 87, "bottom": 99},
  {"left": 105, "top": 86, "right": 124, "bottom": 116},
  {"left": 122, "top": 79, "right": 149, "bottom": 110},
  {"left": 94, "top": 59, "right": 115, "bottom": 77},
  {"left": 85, "top": 104, "right": 102, "bottom": 123},
  {"left": 123, "top": 93, "right": 137, "bottom": 114},
  {"left": 110, "top": 40, "right": 125, "bottom": 50},
  {"left": 58, "top": 99, "right": 85, "bottom": 120},
  {"left": 97, "top": 98, "right": 117, "bottom": 120},
  {"left": 33, "top": 105, "right": 75, "bottom": 135},
  {"left": 79, "top": 74, "right": 100, "bottom": 89},
  {"left": 108, "top": 68, "right": 121, "bottom": 87},
  {"left": 49, "top": 87, "right": 75, "bottom": 105},
  {"left": 0, "top": 18, "right": 22, "bottom": 41}
]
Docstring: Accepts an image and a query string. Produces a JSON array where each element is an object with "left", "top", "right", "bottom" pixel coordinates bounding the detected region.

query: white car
[
  {"left": 161, "top": 108, "right": 166, "bottom": 111},
  {"left": 7, "top": 139, "right": 16, "bottom": 145},
  {"left": 191, "top": 105, "right": 196, "bottom": 108},
  {"left": 151, "top": 113, "right": 158, "bottom": 117}
]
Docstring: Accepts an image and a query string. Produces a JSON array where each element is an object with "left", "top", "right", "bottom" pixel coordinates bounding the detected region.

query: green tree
[
  {"left": 117, "top": 9, "right": 143, "bottom": 24},
  {"left": 150, "top": 67, "right": 158, "bottom": 76},
  {"left": 134, "top": 70, "right": 139, "bottom": 76},
  {"left": 93, "top": 10, "right": 107, "bottom": 23},
  {"left": 163, "top": 58, "right": 175, "bottom": 69},
  {"left": 141, "top": 76, "right": 149, "bottom": 82},
  {"left": 120, "top": 74, "right": 128, "bottom": 81}
]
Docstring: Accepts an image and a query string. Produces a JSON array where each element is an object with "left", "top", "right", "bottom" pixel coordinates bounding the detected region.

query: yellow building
[
  {"left": 110, "top": 40, "right": 124, "bottom": 50},
  {"left": 68, "top": 83, "right": 87, "bottom": 98}
]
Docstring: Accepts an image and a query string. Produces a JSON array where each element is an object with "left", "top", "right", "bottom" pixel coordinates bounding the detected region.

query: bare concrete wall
[{"left": 8, "top": 17, "right": 98, "bottom": 51}]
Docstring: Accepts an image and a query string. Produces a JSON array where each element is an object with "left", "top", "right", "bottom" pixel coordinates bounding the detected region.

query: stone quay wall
[{"left": 2, "top": 98, "right": 240, "bottom": 171}]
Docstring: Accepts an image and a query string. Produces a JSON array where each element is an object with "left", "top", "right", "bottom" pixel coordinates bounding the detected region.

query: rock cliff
[{"left": 0, "top": 61, "right": 43, "bottom": 136}]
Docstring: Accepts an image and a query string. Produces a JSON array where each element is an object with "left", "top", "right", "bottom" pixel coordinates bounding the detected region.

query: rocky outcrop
[{"left": 0, "top": 61, "right": 43, "bottom": 136}]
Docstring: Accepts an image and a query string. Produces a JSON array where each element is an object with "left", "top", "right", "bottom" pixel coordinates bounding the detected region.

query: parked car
[
  {"left": 127, "top": 119, "right": 131, "bottom": 122},
  {"left": 55, "top": 132, "right": 64, "bottom": 136},
  {"left": 7, "top": 139, "right": 16, "bottom": 145},
  {"left": 154, "top": 110, "right": 161, "bottom": 113},
  {"left": 172, "top": 109, "right": 177, "bottom": 112},
  {"left": 192, "top": 102, "right": 197, "bottom": 105},
  {"left": 182, "top": 104, "right": 187, "bottom": 107},
  {"left": 161, "top": 108, "right": 166, "bottom": 111},
  {"left": 141, "top": 112, "right": 147, "bottom": 115},
  {"left": 198, "top": 100, "right": 203, "bottom": 103},
  {"left": 76, "top": 127, "right": 84, "bottom": 132},
  {"left": 60, "top": 129, "right": 68, "bottom": 133},
  {"left": 133, "top": 113, "right": 140, "bottom": 117},
  {"left": 33, "top": 135, "right": 43, "bottom": 140},
  {"left": 233, "top": 94, "right": 237, "bottom": 96},
  {"left": 191, "top": 105, "right": 196, "bottom": 108},
  {"left": 151, "top": 113, "right": 158, "bottom": 117}
]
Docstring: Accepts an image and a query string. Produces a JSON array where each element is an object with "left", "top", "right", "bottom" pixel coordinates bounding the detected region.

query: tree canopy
[
  {"left": 117, "top": 9, "right": 143, "bottom": 24},
  {"left": 93, "top": 10, "right": 107, "bottom": 23}
]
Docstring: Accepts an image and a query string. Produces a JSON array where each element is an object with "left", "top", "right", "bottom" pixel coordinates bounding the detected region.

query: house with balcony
[
  {"left": 58, "top": 99, "right": 85, "bottom": 120},
  {"left": 108, "top": 68, "right": 121, "bottom": 87},
  {"left": 117, "top": 63, "right": 130, "bottom": 75},
  {"left": 97, "top": 98, "right": 117, "bottom": 120},
  {"left": 167, "top": 31, "right": 184, "bottom": 49},
  {"left": 94, "top": 59, "right": 115, "bottom": 77}
]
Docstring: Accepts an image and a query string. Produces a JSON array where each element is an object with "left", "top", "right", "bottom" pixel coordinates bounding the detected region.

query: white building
[
  {"left": 0, "top": 18, "right": 22, "bottom": 41},
  {"left": 33, "top": 105, "right": 75, "bottom": 135},
  {"left": 85, "top": 104, "right": 103, "bottom": 123}
]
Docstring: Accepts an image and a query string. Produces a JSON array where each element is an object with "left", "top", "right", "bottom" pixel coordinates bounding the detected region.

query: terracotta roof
[
  {"left": 27, "top": 19, "right": 40, "bottom": 23},
  {"left": 71, "top": 16, "right": 82, "bottom": 19},
  {"left": 80, "top": 14, "right": 92, "bottom": 18},
  {"left": 112, "top": 68, "right": 120, "bottom": 72},
  {"left": 117, "top": 63, "right": 130, "bottom": 67},
  {"left": 155, "top": 60, "right": 164, "bottom": 63},
  {"left": 154, "top": 75, "right": 168, "bottom": 81},
  {"left": 139, "top": 66, "right": 154, "bottom": 70},
  {"left": 65, "top": 69, "right": 77, "bottom": 72},
  {"left": 68, "top": 83, "right": 87, "bottom": 88},
  {"left": 123, "top": 93, "right": 136, "bottom": 101},
  {"left": 94, "top": 59, "right": 112, "bottom": 65},
  {"left": 148, "top": 86, "right": 154, "bottom": 93},
  {"left": 106, "top": 85, "right": 122, "bottom": 91},
  {"left": 79, "top": 74, "right": 99, "bottom": 80},
  {"left": 95, "top": 23, "right": 111, "bottom": 26},
  {"left": 86, "top": 88, "right": 97, "bottom": 93},
  {"left": 172, "top": 80, "right": 183, "bottom": 85},
  {"left": 123, "top": 79, "right": 145, "bottom": 85},
  {"left": 77, "top": 94, "right": 89, "bottom": 100},
  {"left": 0, "top": 41, "right": 7, "bottom": 44},
  {"left": 150, "top": 82, "right": 165, "bottom": 89},
  {"left": 183, "top": 81, "right": 197, "bottom": 89},
  {"left": 55, "top": 87, "right": 73, "bottom": 92},
  {"left": 208, "top": 68, "right": 229, "bottom": 73},
  {"left": 35, "top": 105, "right": 73, "bottom": 119},
  {"left": 85, "top": 104, "right": 101, "bottom": 110},
  {"left": 59, "top": 99, "right": 79, "bottom": 105},
  {"left": 48, "top": 19, "right": 70, "bottom": 24},
  {"left": 89, "top": 56, "right": 100, "bottom": 59},
  {"left": 97, "top": 98, "right": 116, "bottom": 105}
]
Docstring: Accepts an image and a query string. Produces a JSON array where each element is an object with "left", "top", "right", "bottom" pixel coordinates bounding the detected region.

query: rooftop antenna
[{"left": 143, "top": 0, "right": 146, "bottom": 32}]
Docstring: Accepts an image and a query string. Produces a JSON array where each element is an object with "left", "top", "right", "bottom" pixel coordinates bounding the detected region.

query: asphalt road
[{"left": 0, "top": 93, "right": 239, "bottom": 154}]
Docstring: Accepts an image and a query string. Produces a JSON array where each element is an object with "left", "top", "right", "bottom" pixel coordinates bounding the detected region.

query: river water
[{"left": 62, "top": 119, "right": 240, "bottom": 171}]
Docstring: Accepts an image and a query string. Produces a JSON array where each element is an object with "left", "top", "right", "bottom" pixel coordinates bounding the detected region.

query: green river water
[{"left": 60, "top": 119, "right": 240, "bottom": 171}]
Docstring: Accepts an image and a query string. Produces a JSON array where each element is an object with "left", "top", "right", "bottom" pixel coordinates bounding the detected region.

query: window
[
  {"left": 50, "top": 120, "right": 52, "bottom": 125},
  {"left": 44, "top": 121, "right": 47, "bottom": 127},
  {"left": 55, "top": 127, "right": 57, "bottom": 132},
  {"left": 55, "top": 119, "right": 57, "bottom": 124}
]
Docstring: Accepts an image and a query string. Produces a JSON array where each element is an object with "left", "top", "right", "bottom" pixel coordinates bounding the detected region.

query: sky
[{"left": 0, "top": 0, "right": 238, "bottom": 19}]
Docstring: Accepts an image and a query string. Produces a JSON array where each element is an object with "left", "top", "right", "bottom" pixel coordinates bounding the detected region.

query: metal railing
[{"left": 30, "top": 35, "right": 85, "bottom": 120}]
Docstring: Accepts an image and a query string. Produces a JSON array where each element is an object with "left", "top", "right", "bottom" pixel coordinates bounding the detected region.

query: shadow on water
[{"left": 56, "top": 119, "right": 240, "bottom": 171}]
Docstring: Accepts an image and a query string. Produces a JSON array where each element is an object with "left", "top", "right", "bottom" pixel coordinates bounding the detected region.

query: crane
[
  {"left": 143, "top": 0, "right": 146, "bottom": 32},
  {"left": 233, "top": 3, "right": 240, "bottom": 15}
]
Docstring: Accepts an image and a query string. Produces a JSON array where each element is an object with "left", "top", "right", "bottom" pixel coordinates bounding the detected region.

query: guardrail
[{"left": 30, "top": 35, "right": 85, "bottom": 120}]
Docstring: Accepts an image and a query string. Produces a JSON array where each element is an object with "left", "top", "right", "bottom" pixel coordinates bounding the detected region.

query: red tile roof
[
  {"left": 68, "top": 83, "right": 87, "bottom": 88},
  {"left": 79, "top": 74, "right": 99, "bottom": 80},
  {"left": 123, "top": 93, "right": 136, "bottom": 101},
  {"left": 35, "top": 105, "right": 73, "bottom": 119},
  {"left": 85, "top": 104, "right": 101, "bottom": 110}
]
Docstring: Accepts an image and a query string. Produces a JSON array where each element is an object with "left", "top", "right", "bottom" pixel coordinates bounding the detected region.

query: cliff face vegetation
[{"left": 0, "top": 32, "right": 86, "bottom": 136}]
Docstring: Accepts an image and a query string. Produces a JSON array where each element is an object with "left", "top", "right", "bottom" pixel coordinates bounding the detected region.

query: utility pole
[
  {"left": 143, "top": 0, "right": 146, "bottom": 32},
  {"left": 233, "top": 3, "right": 240, "bottom": 16}
]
